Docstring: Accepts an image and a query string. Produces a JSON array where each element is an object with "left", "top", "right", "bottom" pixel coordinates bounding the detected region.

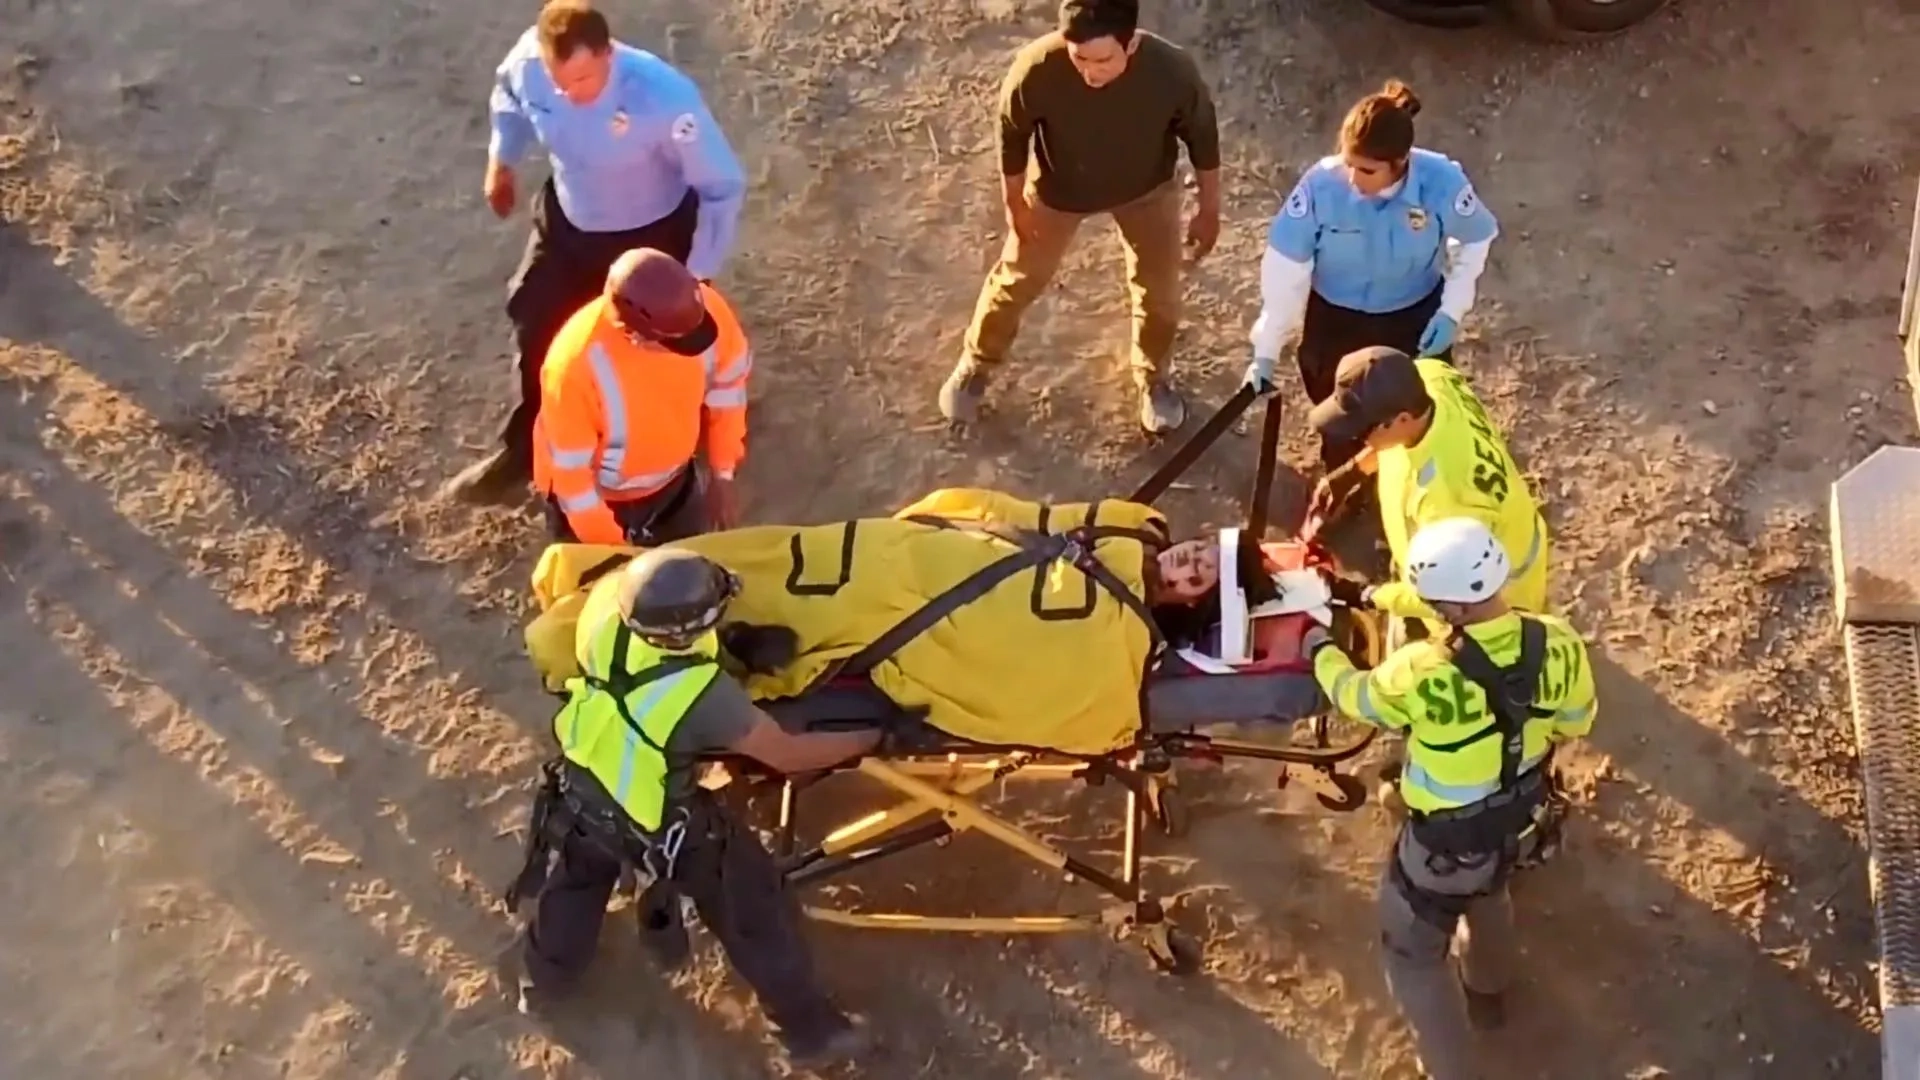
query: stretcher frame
[{"left": 722, "top": 390, "right": 1381, "bottom": 974}]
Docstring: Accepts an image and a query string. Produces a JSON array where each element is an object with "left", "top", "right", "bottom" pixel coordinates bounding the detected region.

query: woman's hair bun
[{"left": 1379, "top": 78, "right": 1421, "bottom": 118}]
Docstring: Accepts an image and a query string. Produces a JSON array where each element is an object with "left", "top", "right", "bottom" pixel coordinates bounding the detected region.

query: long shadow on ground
[
  {"left": 729, "top": 771, "right": 1336, "bottom": 1078},
  {"left": 0, "top": 487, "right": 782, "bottom": 1079},
  {"left": 1175, "top": 654, "right": 1878, "bottom": 1079},
  {"left": 0, "top": 564, "right": 531, "bottom": 1080},
  {"left": 0, "top": 227, "right": 539, "bottom": 708}
]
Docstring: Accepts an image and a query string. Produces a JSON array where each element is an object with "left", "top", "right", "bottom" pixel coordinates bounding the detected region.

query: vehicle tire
[
  {"left": 1358, "top": 0, "right": 1494, "bottom": 30},
  {"left": 1506, "top": 0, "right": 1668, "bottom": 41}
]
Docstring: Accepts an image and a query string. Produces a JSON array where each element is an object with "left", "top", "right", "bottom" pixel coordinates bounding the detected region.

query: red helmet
[{"left": 605, "top": 248, "right": 716, "bottom": 355}]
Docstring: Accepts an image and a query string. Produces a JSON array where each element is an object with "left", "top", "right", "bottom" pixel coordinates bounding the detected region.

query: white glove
[{"left": 1244, "top": 354, "right": 1278, "bottom": 395}]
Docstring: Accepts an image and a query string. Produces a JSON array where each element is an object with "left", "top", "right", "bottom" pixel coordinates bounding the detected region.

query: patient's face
[{"left": 1155, "top": 539, "right": 1219, "bottom": 604}]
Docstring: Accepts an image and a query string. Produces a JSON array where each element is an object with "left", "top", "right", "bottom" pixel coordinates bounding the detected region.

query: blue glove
[
  {"left": 1243, "top": 354, "right": 1278, "bottom": 395},
  {"left": 1417, "top": 313, "right": 1458, "bottom": 357}
]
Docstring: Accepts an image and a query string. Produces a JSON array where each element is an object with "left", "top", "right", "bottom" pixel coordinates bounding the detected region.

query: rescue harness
[
  {"left": 504, "top": 638, "right": 713, "bottom": 912},
  {"left": 1390, "top": 615, "right": 1568, "bottom": 929}
]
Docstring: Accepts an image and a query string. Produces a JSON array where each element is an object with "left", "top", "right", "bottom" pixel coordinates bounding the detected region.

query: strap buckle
[
  {"left": 639, "top": 805, "right": 691, "bottom": 882},
  {"left": 1058, "top": 537, "right": 1090, "bottom": 568}
]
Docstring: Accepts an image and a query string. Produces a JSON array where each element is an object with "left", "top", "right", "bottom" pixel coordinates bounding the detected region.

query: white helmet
[{"left": 1406, "top": 517, "right": 1510, "bottom": 605}]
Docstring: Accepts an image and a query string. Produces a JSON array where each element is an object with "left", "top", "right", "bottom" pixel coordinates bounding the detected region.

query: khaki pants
[{"left": 962, "top": 180, "right": 1184, "bottom": 382}]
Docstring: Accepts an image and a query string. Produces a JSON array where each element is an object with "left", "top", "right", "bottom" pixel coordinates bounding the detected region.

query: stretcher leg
[
  {"left": 769, "top": 755, "right": 1201, "bottom": 974},
  {"left": 848, "top": 759, "right": 1073, "bottom": 869},
  {"left": 807, "top": 758, "right": 1018, "bottom": 859}
]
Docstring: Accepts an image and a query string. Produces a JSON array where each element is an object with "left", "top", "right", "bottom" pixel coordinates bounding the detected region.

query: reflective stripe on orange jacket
[{"left": 532, "top": 283, "right": 751, "bottom": 544}]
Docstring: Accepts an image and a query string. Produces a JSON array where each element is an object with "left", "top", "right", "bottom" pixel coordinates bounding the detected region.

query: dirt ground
[{"left": 0, "top": 0, "right": 1911, "bottom": 1075}]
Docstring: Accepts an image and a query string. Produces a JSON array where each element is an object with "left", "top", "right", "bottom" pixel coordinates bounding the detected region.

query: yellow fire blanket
[{"left": 525, "top": 488, "right": 1169, "bottom": 754}]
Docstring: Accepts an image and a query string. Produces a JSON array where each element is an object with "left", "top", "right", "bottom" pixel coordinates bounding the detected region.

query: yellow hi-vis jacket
[
  {"left": 553, "top": 603, "right": 721, "bottom": 833},
  {"left": 1312, "top": 611, "right": 1596, "bottom": 815},
  {"left": 524, "top": 488, "right": 1171, "bottom": 755},
  {"left": 1372, "top": 360, "right": 1551, "bottom": 624}
]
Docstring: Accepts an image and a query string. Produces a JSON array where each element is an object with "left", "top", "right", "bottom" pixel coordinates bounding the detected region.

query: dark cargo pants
[
  {"left": 523, "top": 798, "right": 850, "bottom": 1053},
  {"left": 499, "top": 181, "right": 700, "bottom": 477},
  {"left": 1296, "top": 285, "right": 1450, "bottom": 470},
  {"left": 541, "top": 465, "right": 709, "bottom": 545}
]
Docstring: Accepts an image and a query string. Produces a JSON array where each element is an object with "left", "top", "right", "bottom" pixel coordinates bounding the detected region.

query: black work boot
[
  {"left": 634, "top": 883, "right": 693, "bottom": 972},
  {"left": 1463, "top": 986, "right": 1507, "bottom": 1031},
  {"left": 1138, "top": 379, "right": 1187, "bottom": 435},
  {"left": 495, "top": 942, "right": 575, "bottom": 1018},
  {"left": 441, "top": 448, "right": 529, "bottom": 507},
  {"left": 785, "top": 1015, "right": 876, "bottom": 1071},
  {"left": 937, "top": 361, "right": 991, "bottom": 424}
]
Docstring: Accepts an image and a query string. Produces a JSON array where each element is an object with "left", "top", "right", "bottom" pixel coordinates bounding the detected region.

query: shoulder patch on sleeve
[
  {"left": 1284, "top": 182, "right": 1311, "bottom": 219},
  {"left": 670, "top": 112, "right": 700, "bottom": 144},
  {"left": 1453, "top": 183, "right": 1480, "bottom": 218}
]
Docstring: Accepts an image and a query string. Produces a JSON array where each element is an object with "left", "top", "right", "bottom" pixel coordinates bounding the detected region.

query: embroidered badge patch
[{"left": 1284, "top": 185, "right": 1310, "bottom": 219}]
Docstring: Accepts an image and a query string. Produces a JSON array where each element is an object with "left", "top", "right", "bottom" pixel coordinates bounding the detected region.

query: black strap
[
  {"left": 502, "top": 759, "right": 569, "bottom": 910},
  {"left": 1246, "top": 393, "right": 1285, "bottom": 542},
  {"left": 1444, "top": 617, "right": 1548, "bottom": 790},
  {"left": 579, "top": 624, "right": 716, "bottom": 753},
  {"left": 830, "top": 517, "right": 1165, "bottom": 682},
  {"left": 1129, "top": 384, "right": 1257, "bottom": 505},
  {"left": 576, "top": 553, "right": 638, "bottom": 590}
]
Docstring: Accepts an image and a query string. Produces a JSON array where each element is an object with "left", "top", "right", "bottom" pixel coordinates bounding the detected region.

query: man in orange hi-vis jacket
[{"left": 533, "top": 248, "right": 750, "bottom": 544}]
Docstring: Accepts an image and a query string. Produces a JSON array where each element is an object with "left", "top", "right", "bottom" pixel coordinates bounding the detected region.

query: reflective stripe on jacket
[
  {"left": 1311, "top": 611, "right": 1596, "bottom": 814},
  {"left": 551, "top": 614, "right": 720, "bottom": 832},
  {"left": 533, "top": 284, "right": 753, "bottom": 543},
  {"left": 1374, "top": 359, "right": 1551, "bottom": 623}
]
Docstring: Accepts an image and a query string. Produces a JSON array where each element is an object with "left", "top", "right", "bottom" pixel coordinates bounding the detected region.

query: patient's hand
[{"left": 718, "top": 623, "right": 801, "bottom": 675}]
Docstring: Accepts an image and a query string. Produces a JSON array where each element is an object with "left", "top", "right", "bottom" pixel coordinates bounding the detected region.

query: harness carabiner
[{"left": 640, "top": 806, "right": 691, "bottom": 882}]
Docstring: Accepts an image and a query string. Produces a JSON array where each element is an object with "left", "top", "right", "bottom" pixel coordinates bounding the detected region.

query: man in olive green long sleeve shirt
[{"left": 940, "top": 0, "right": 1222, "bottom": 435}]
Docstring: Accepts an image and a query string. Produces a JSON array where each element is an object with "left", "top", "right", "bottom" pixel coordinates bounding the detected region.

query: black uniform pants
[
  {"left": 523, "top": 798, "right": 848, "bottom": 1050},
  {"left": 499, "top": 181, "right": 701, "bottom": 472},
  {"left": 1297, "top": 285, "right": 1452, "bottom": 470},
  {"left": 542, "top": 466, "right": 709, "bottom": 545}
]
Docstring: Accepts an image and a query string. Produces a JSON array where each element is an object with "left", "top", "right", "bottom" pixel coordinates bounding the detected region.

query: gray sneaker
[
  {"left": 937, "top": 362, "right": 991, "bottom": 424},
  {"left": 1138, "top": 381, "right": 1188, "bottom": 435}
]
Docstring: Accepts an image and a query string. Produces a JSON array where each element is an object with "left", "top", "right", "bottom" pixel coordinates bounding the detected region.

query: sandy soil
[{"left": 0, "top": 0, "right": 1910, "bottom": 1075}]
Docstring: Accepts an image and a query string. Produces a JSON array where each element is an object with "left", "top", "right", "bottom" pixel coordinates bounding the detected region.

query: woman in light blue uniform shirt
[{"left": 1246, "top": 80, "right": 1499, "bottom": 469}]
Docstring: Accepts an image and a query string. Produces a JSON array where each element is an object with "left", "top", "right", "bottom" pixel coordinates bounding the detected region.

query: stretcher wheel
[
  {"left": 1142, "top": 922, "right": 1203, "bottom": 976},
  {"left": 1314, "top": 773, "right": 1369, "bottom": 813},
  {"left": 1151, "top": 786, "right": 1190, "bottom": 838}
]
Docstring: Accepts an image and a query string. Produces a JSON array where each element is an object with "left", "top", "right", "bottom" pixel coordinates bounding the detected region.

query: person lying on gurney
[{"left": 525, "top": 487, "right": 1350, "bottom": 764}]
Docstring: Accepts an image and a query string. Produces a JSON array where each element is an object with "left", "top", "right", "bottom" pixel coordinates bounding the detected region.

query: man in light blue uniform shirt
[
  {"left": 1245, "top": 80, "right": 1498, "bottom": 471},
  {"left": 445, "top": 0, "right": 748, "bottom": 505}
]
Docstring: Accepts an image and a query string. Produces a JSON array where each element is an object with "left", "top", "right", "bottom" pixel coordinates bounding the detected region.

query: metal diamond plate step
[{"left": 1834, "top": 447, "right": 1920, "bottom": 1077}]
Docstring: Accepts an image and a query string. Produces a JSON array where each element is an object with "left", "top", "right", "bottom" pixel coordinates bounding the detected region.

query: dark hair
[
  {"left": 537, "top": 0, "right": 613, "bottom": 61},
  {"left": 1339, "top": 78, "right": 1421, "bottom": 164},
  {"left": 1150, "top": 530, "right": 1283, "bottom": 650},
  {"left": 1059, "top": 0, "right": 1139, "bottom": 46}
]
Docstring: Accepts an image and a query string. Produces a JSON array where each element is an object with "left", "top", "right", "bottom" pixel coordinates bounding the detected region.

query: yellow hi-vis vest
[
  {"left": 553, "top": 611, "right": 720, "bottom": 833},
  {"left": 1313, "top": 611, "right": 1597, "bottom": 815}
]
